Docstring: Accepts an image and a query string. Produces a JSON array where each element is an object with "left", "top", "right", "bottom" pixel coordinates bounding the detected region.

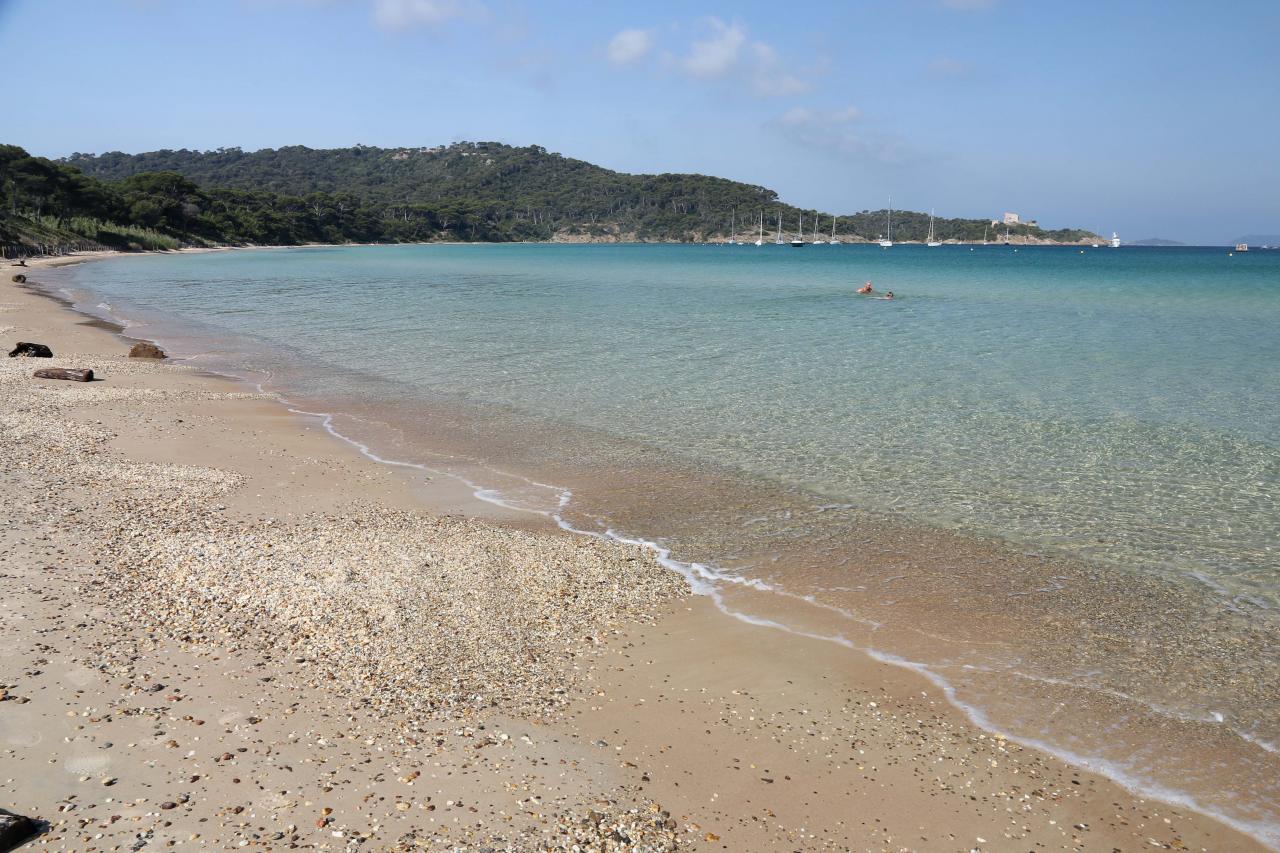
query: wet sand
[{"left": 0, "top": 252, "right": 1264, "bottom": 851}]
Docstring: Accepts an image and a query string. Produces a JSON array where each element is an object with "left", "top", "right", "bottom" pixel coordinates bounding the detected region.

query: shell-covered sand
[
  {"left": 2, "top": 351, "right": 685, "bottom": 722},
  {"left": 1, "top": 315, "right": 689, "bottom": 849}
]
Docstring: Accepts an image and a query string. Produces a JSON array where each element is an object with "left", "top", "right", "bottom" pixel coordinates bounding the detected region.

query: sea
[{"left": 50, "top": 242, "right": 1280, "bottom": 846}]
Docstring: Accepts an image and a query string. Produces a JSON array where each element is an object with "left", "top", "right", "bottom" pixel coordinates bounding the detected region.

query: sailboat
[
  {"left": 878, "top": 197, "right": 893, "bottom": 248},
  {"left": 775, "top": 213, "right": 785, "bottom": 245},
  {"left": 982, "top": 224, "right": 989, "bottom": 246},
  {"left": 754, "top": 210, "right": 764, "bottom": 246},
  {"left": 791, "top": 212, "right": 805, "bottom": 247},
  {"left": 926, "top": 209, "right": 941, "bottom": 247},
  {"left": 727, "top": 209, "right": 738, "bottom": 245},
  {"left": 829, "top": 217, "right": 840, "bottom": 245},
  {"left": 811, "top": 212, "right": 826, "bottom": 245}
]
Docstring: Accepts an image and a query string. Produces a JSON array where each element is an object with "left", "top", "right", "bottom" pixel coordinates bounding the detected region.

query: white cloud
[
  {"left": 607, "top": 28, "right": 654, "bottom": 65},
  {"left": 373, "top": 0, "right": 486, "bottom": 30},
  {"left": 656, "top": 18, "right": 812, "bottom": 97},
  {"left": 771, "top": 106, "right": 915, "bottom": 165},
  {"left": 681, "top": 18, "right": 746, "bottom": 78},
  {"left": 749, "top": 42, "right": 809, "bottom": 97}
]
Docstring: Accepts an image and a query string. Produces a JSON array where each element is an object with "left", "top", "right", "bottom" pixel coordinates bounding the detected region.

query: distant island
[
  {"left": 2, "top": 141, "right": 1102, "bottom": 255},
  {"left": 1130, "top": 238, "right": 1187, "bottom": 247}
]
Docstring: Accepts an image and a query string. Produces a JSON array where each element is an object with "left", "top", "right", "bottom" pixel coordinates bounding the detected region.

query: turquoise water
[
  {"left": 71, "top": 244, "right": 1280, "bottom": 598},
  {"left": 60, "top": 243, "right": 1280, "bottom": 843}
]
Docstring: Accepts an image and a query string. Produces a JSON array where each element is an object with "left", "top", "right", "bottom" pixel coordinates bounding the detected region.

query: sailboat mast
[{"left": 887, "top": 196, "right": 892, "bottom": 241}]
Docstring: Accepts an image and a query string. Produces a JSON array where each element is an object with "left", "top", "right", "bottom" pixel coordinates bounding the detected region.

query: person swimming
[
  {"left": 884, "top": 291, "right": 895, "bottom": 300},
  {"left": 856, "top": 282, "right": 874, "bottom": 294}
]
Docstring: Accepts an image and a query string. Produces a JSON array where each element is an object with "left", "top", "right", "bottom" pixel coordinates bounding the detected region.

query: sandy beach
[{"left": 0, "top": 252, "right": 1264, "bottom": 852}]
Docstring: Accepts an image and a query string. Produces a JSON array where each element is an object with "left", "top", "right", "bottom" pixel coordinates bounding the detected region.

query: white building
[{"left": 991, "top": 212, "right": 1037, "bottom": 228}]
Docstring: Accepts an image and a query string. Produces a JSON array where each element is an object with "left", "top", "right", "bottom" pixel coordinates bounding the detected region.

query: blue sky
[{"left": 2, "top": 0, "right": 1276, "bottom": 243}]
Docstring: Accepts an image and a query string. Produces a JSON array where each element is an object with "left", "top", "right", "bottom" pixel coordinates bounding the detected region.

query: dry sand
[{"left": 0, "top": 252, "right": 1263, "bottom": 851}]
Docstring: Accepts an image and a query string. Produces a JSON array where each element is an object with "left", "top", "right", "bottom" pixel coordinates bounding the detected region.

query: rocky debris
[
  {"left": 127, "top": 341, "right": 167, "bottom": 359},
  {"left": 33, "top": 367, "right": 94, "bottom": 382},
  {"left": 9, "top": 341, "right": 52, "bottom": 357},
  {"left": 11, "top": 273, "right": 26, "bottom": 283},
  {"left": 0, "top": 808, "right": 41, "bottom": 850},
  {"left": 2, "top": 340, "right": 686, "bottom": 727},
  {"left": 389, "top": 800, "right": 685, "bottom": 852},
  {"left": 541, "top": 802, "right": 684, "bottom": 851}
]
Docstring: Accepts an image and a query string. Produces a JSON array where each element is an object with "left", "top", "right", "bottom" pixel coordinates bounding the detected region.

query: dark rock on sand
[
  {"left": 9, "top": 342, "right": 52, "bottom": 358},
  {"left": 128, "top": 342, "right": 167, "bottom": 359},
  {"left": 11, "top": 274, "right": 26, "bottom": 283},
  {"left": 33, "top": 367, "right": 94, "bottom": 382},
  {"left": 0, "top": 808, "right": 40, "bottom": 851}
]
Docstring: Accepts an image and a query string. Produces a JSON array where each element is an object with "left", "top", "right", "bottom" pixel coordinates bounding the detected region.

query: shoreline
[
  {"left": 5, "top": 234, "right": 1116, "bottom": 260},
  {"left": 2, "top": 250, "right": 1269, "bottom": 850}
]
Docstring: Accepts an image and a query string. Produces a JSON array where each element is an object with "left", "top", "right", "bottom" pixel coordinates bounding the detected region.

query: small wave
[
  {"left": 956, "top": 663, "right": 1278, "bottom": 756},
  {"left": 1241, "top": 731, "right": 1280, "bottom": 756},
  {"left": 274, "top": 394, "right": 1278, "bottom": 851},
  {"left": 860, "top": 648, "right": 1280, "bottom": 849}
]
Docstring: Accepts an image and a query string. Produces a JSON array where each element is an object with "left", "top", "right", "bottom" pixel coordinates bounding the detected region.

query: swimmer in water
[
  {"left": 856, "top": 282, "right": 873, "bottom": 294},
  {"left": 884, "top": 291, "right": 895, "bottom": 300}
]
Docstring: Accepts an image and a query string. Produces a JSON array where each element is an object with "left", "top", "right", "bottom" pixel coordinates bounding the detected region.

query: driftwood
[
  {"left": 128, "top": 342, "right": 167, "bottom": 359},
  {"left": 11, "top": 273, "right": 26, "bottom": 283},
  {"left": 9, "top": 342, "right": 52, "bottom": 358},
  {"left": 33, "top": 367, "right": 93, "bottom": 382}
]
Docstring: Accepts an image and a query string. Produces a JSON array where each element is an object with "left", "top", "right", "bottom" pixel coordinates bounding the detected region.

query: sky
[{"left": 2, "top": 0, "right": 1277, "bottom": 243}]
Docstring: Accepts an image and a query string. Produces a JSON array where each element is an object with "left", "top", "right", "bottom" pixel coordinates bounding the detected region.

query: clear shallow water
[
  {"left": 72, "top": 244, "right": 1280, "bottom": 597},
  {"left": 61, "top": 243, "right": 1280, "bottom": 844}
]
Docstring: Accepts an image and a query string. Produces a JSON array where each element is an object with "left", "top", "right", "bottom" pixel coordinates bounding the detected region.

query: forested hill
[
  {"left": 64, "top": 142, "right": 783, "bottom": 243},
  {"left": 2, "top": 141, "right": 1098, "bottom": 256},
  {"left": 63, "top": 143, "right": 1096, "bottom": 245},
  {"left": 68, "top": 143, "right": 657, "bottom": 212}
]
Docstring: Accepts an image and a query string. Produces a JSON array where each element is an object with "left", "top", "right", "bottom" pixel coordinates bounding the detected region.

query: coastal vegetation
[{"left": 2, "top": 141, "right": 1097, "bottom": 255}]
